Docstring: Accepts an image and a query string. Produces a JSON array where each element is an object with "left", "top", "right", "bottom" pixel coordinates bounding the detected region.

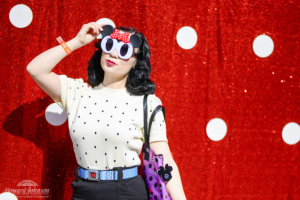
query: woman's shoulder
[
  {"left": 59, "top": 74, "right": 90, "bottom": 89},
  {"left": 147, "top": 93, "right": 163, "bottom": 105}
]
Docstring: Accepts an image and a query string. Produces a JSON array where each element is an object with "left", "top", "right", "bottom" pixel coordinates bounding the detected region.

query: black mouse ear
[
  {"left": 101, "top": 25, "right": 114, "bottom": 37},
  {"left": 130, "top": 34, "right": 142, "bottom": 48}
]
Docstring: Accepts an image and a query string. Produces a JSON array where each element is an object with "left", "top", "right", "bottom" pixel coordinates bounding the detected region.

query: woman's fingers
[
  {"left": 97, "top": 23, "right": 104, "bottom": 31},
  {"left": 83, "top": 24, "right": 91, "bottom": 34},
  {"left": 90, "top": 24, "right": 98, "bottom": 34},
  {"left": 86, "top": 22, "right": 104, "bottom": 33}
]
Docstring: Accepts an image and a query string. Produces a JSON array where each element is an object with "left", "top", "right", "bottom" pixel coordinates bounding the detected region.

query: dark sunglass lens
[
  {"left": 120, "top": 44, "right": 129, "bottom": 56},
  {"left": 106, "top": 39, "right": 113, "bottom": 51}
]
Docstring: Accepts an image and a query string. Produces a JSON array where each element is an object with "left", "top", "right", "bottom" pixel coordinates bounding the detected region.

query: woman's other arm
[{"left": 150, "top": 141, "right": 187, "bottom": 200}]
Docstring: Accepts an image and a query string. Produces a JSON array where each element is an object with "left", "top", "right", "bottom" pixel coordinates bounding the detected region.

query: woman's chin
[{"left": 103, "top": 64, "right": 116, "bottom": 71}]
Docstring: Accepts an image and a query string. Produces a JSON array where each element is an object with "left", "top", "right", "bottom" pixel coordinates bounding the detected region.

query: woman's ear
[{"left": 132, "top": 60, "right": 137, "bottom": 69}]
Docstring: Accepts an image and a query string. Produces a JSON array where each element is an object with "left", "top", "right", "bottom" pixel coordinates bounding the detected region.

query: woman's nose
[{"left": 109, "top": 49, "right": 118, "bottom": 58}]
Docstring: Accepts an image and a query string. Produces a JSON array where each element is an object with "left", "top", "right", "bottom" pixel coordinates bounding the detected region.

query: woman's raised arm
[{"left": 26, "top": 22, "right": 103, "bottom": 102}]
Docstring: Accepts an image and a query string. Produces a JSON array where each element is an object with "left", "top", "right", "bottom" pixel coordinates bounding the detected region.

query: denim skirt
[{"left": 71, "top": 166, "right": 149, "bottom": 200}]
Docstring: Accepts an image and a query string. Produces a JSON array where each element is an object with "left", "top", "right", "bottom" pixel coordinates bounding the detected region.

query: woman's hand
[{"left": 74, "top": 22, "right": 104, "bottom": 48}]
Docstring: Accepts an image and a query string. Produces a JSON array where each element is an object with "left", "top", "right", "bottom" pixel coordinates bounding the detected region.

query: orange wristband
[{"left": 56, "top": 36, "right": 72, "bottom": 55}]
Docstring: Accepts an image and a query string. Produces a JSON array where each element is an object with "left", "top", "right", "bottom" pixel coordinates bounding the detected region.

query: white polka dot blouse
[{"left": 52, "top": 74, "right": 168, "bottom": 170}]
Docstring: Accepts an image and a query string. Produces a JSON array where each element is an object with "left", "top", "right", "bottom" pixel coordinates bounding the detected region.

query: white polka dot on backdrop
[
  {"left": 176, "top": 26, "right": 198, "bottom": 49},
  {"left": 45, "top": 103, "right": 67, "bottom": 126},
  {"left": 9, "top": 4, "right": 33, "bottom": 28},
  {"left": 206, "top": 118, "right": 227, "bottom": 141},
  {"left": 96, "top": 18, "right": 116, "bottom": 39},
  {"left": 0, "top": 192, "right": 18, "bottom": 200},
  {"left": 282, "top": 122, "right": 300, "bottom": 145},
  {"left": 252, "top": 34, "right": 274, "bottom": 58}
]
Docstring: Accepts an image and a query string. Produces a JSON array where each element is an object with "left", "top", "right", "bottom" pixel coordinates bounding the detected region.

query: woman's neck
[{"left": 102, "top": 73, "right": 128, "bottom": 89}]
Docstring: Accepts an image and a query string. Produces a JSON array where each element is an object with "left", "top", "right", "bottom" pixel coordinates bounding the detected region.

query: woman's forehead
[{"left": 117, "top": 29, "right": 134, "bottom": 36}]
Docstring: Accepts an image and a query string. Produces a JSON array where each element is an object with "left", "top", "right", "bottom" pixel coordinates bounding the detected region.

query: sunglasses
[{"left": 101, "top": 36, "right": 138, "bottom": 60}]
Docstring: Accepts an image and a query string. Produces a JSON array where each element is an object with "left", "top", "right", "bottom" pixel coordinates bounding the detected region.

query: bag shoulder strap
[
  {"left": 143, "top": 94, "right": 166, "bottom": 159},
  {"left": 143, "top": 94, "right": 149, "bottom": 147}
]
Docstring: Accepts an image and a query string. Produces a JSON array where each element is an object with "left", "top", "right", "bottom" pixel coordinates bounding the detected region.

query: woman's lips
[{"left": 106, "top": 59, "right": 116, "bottom": 66}]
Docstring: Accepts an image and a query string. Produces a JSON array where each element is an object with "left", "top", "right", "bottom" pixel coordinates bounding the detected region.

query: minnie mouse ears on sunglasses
[{"left": 100, "top": 25, "right": 142, "bottom": 48}]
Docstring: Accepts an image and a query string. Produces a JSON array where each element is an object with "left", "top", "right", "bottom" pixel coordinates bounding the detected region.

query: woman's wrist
[{"left": 66, "top": 37, "right": 84, "bottom": 51}]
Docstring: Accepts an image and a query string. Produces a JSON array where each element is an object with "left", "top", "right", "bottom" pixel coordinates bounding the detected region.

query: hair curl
[{"left": 87, "top": 26, "right": 156, "bottom": 95}]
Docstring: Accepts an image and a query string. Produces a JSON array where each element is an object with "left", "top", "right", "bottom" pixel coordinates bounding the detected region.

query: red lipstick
[{"left": 106, "top": 59, "right": 116, "bottom": 66}]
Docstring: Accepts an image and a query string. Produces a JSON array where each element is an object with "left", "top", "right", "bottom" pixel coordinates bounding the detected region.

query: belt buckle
[
  {"left": 113, "top": 167, "right": 123, "bottom": 182},
  {"left": 87, "top": 169, "right": 99, "bottom": 181}
]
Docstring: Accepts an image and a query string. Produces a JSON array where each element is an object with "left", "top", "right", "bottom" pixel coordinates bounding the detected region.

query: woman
[{"left": 27, "top": 22, "right": 187, "bottom": 200}]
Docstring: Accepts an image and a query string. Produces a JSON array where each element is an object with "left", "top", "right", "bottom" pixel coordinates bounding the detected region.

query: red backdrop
[{"left": 1, "top": 0, "right": 299, "bottom": 199}]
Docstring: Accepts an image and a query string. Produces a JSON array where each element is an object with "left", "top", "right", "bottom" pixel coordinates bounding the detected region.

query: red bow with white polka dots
[{"left": 110, "top": 29, "right": 130, "bottom": 43}]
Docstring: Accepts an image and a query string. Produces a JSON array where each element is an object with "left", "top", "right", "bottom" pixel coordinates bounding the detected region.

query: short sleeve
[
  {"left": 147, "top": 94, "right": 168, "bottom": 143},
  {"left": 51, "top": 74, "right": 88, "bottom": 114}
]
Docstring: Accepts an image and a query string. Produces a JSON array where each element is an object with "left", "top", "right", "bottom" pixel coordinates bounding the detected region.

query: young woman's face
[{"left": 100, "top": 30, "right": 139, "bottom": 78}]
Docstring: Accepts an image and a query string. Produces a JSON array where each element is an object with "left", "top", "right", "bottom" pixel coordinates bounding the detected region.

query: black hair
[{"left": 87, "top": 26, "right": 156, "bottom": 95}]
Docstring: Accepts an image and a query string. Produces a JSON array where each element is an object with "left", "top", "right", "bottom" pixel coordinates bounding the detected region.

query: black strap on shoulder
[{"left": 143, "top": 94, "right": 166, "bottom": 160}]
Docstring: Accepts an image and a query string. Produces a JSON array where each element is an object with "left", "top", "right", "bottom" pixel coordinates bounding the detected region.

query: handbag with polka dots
[{"left": 142, "top": 94, "right": 173, "bottom": 200}]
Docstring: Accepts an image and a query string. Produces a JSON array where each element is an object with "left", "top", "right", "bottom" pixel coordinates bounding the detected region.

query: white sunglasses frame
[{"left": 101, "top": 36, "right": 134, "bottom": 60}]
